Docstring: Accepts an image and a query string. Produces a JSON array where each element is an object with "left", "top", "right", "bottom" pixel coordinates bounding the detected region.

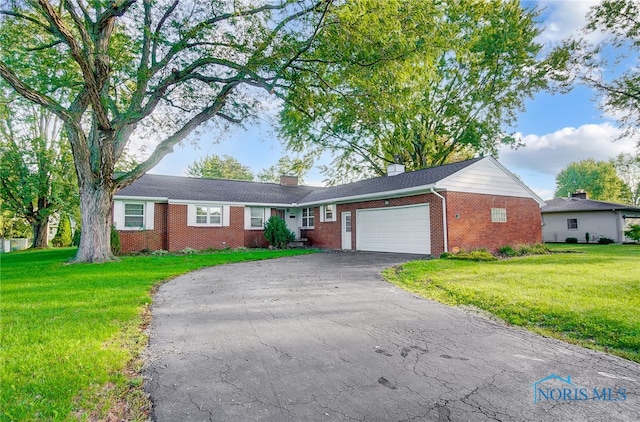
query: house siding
[
  {"left": 542, "top": 211, "right": 620, "bottom": 243},
  {"left": 304, "top": 194, "right": 446, "bottom": 256},
  {"left": 446, "top": 192, "right": 542, "bottom": 252},
  {"left": 118, "top": 203, "right": 167, "bottom": 252}
]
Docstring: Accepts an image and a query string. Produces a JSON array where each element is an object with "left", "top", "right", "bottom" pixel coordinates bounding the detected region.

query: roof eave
[{"left": 297, "top": 184, "right": 438, "bottom": 207}]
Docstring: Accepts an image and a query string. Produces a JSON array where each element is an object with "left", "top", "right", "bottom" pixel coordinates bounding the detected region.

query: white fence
[{"left": 1, "top": 238, "right": 31, "bottom": 253}]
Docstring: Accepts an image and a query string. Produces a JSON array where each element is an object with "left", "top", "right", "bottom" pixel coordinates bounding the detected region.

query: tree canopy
[
  {"left": 278, "top": 0, "right": 554, "bottom": 183},
  {"left": 187, "top": 154, "right": 254, "bottom": 181},
  {"left": 256, "top": 156, "right": 311, "bottom": 184},
  {"left": 613, "top": 152, "right": 640, "bottom": 205},
  {"left": 554, "top": 159, "right": 630, "bottom": 203},
  {"left": 562, "top": 0, "right": 640, "bottom": 138},
  {"left": 0, "top": 0, "right": 332, "bottom": 262}
]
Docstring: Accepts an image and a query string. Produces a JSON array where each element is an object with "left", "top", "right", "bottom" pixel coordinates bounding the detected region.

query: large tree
[
  {"left": 0, "top": 95, "right": 77, "bottom": 248},
  {"left": 187, "top": 154, "right": 254, "bottom": 180},
  {"left": 613, "top": 152, "right": 640, "bottom": 205},
  {"left": 0, "top": 0, "right": 332, "bottom": 262},
  {"left": 572, "top": 0, "right": 640, "bottom": 138},
  {"left": 554, "top": 159, "right": 630, "bottom": 203},
  {"left": 278, "top": 0, "right": 554, "bottom": 183},
  {"left": 256, "top": 155, "right": 311, "bottom": 184}
]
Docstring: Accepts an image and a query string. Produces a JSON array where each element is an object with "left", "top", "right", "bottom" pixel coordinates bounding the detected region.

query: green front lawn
[
  {"left": 0, "top": 247, "right": 313, "bottom": 421},
  {"left": 383, "top": 244, "right": 640, "bottom": 363}
]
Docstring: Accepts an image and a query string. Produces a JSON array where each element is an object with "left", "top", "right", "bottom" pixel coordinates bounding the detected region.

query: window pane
[
  {"left": 491, "top": 208, "right": 507, "bottom": 223},
  {"left": 325, "top": 204, "right": 333, "bottom": 220},
  {"left": 345, "top": 215, "right": 351, "bottom": 232},
  {"left": 567, "top": 219, "right": 578, "bottom": 230},
  {"left": 196, "top": 216, "right": 207, "bottom": 224},
  {"left": 125, "top": 203, "right": 144, "bottom": 216},
  {"left": 211, "top": 207, "right": 221, "bottom": 224},
  {"left": 125, "top": 216, "right": 144, "bottom": 228}
]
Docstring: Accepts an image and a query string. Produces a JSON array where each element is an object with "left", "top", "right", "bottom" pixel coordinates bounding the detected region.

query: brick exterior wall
[
  {"left": 119, "top": 203, "right": 167, "bottom": 252},
  {"left": 445, "top": 191, "right": 542, "bottom": 252},
  {"left": 304, "top": 194, "right": 446, "bottom": 256},
  {"left": 116, "top": 192, "right": 542, "bottom": 255}
]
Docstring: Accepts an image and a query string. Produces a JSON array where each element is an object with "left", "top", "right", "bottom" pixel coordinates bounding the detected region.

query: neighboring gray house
[{"left": 541, "top": 192, "right": 640, "bottom": 243}]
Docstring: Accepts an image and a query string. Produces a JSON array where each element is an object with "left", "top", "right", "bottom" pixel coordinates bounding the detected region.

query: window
[
  {"left": 567, "top": 218, "right": 578, "bottom": 230},
  {"left": 302, "top": 207, "right": 315, "bottom": 228},
  {"left": 124, "top": 203, "right": 144, "bottom": 228},
  {"left": 491, "top": 208, "right": 507, "bottom": 223},
  {"left": 250, "top": 207, "right": 264, "bottom": 228},
  {"left": 195, "top": 206, "right": 222, "bottom": 225},
  {"left": 323, "top": 204, "right": 336, "bottom": 222},
  {"left": 344, "top": 214, "right": 352, "bottom": 232}
]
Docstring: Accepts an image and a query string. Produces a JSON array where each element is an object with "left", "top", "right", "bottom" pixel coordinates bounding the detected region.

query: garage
[{"left": 356, "top": 204, "right": 431, "bottom": 254}]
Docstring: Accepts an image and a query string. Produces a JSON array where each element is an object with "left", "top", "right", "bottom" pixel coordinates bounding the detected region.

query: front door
[{"left": 341, "top": 212, "right": 352, "bottom": 249}]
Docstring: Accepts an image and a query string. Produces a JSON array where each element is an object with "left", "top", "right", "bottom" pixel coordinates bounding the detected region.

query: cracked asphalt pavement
[{"left": 144, "top": 252, "right": 640, "bottom": 421}]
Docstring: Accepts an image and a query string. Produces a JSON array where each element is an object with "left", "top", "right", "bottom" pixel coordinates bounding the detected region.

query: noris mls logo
[{"left": 531, "top": 374, "right": 627, "bottom": 404}]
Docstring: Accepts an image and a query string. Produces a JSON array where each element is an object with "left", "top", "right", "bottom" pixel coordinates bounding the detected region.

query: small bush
[
  {"left": 151, "top": 249, "right": 168, "bottom": 256},
  {"left": 598, "top": 237, "right": 614, "bottom": 244},
  {"left": 179, "top": 247, "right": 198, "bottom": 254},
  {"left": 517, "top": 243, "right": 550, "bottom": 255},
  {"left": 52, "top": 213, "right": 73, "bottom": 247},
  {"left": 263, "top": 216, "right": 295, "bottom": 249},
  {"left": 585, "top": 232, "right": 590, "bottom": 243},
  {"left": 110, "top": 225, "right": 121, "bottom": 255},
  {"left": 446, "top": 249, "right": 497, "bottom": 262},
  {"left": 498, "top": 245, "right": 518, "bottom": 257},
  {"left": 565, "top": 237, "right": 578, "bottom": 244},
  {"left": 624, "top": 224, "right": 640, "bottom": 242}
]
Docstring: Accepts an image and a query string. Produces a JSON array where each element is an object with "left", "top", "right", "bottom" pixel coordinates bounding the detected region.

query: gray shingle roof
[
  {"left": 115, "top": 157, "right": 484, "bottom": 205},
  {"left": 116, "top": 174, "right": 323, "bottom": 204},
  {"left": 541, "top": 197, "right": 640, "bottom": 213}
]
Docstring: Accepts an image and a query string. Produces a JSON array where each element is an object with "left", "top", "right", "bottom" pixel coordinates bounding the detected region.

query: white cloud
[
  {"left": 500, "top": 122, "right": 636, "bottom": 175},
  {"left": 534, "top": 0, "right": 603, "bottom": 44}
]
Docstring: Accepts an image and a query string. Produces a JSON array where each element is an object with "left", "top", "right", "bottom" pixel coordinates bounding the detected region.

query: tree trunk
[
  {"left": 71, "top": 182, "right": 115, "bottom": 263},
  {"left": 31, "top": 218, "right": 49, "bottom": 249}
]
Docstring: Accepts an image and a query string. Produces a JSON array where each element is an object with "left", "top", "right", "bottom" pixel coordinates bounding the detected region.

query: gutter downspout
[{"left": 430, "top": 188, "right": 448, "bottom": 253}]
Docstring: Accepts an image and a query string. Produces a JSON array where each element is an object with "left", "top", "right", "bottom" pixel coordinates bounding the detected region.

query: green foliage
[
  {"left": 52, "top": 213, "right": 72, "bottom": 247},
  {"left": 0, "top": 248, "right": 314, "bottom": 421},
  {"left": 384, "top": 244, "right": 640, "bottom": 363},
  {"left": 554, "top": 159, "right": 630, "bottom": 203},
  {"left": 263, "top": 216, "right": 296, "bottom": 249},
  {"left": 0, "top": 1, "right": 330, "bottom": 262},
  {"left": 279, "top": 0, "right": 554, "bottom": 182},
  {"left": 598, "top": 237, "right": 615, "bottom": 244},
  {"left": 566, "top": 237, "right": 578, "bottom": 244},
  {"left": 257, "top": 156, "right": 312, "bottom": 184},
  {"left": 498, "top": 245, "right": 518, "bottom": 257},
  {"left": 624, "top": 224, "right": 640, "bottom": 242},
  {"left": 0, "top": 205, "right": 32, "bottom": 239},
  {"left": 72, "top": 226, "right": 81, "bottom": 247},
  {"left": 614, "top": 153, "right": 640, "bottom": 206},
  {"left": 577, "top": 0, "right": 640, "bottom": 137},
  {"left": 110, "top": 226, "right": 121, "bottom": 256},
  {"left": 585, "top": 232, "right": 590, "bottom": 243},
  {"left": 186, "top": 154, "right": 254, "bottom": 181},
  {"left": 443, "top": 249, "right": 497, "bottom": 262}
]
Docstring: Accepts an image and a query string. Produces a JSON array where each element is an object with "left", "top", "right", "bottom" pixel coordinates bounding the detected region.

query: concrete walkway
[{"left": 144, "top": 252, "right": 639, "bottom": 421}]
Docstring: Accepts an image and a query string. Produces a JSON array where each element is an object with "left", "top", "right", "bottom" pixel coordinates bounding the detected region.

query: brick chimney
[
  {"left": 280, "top": 175, "right": 299, "bottom": 186},
  {"left": 571, "top": 190, "right": 588, "bottom": 199},
  {"left": 387, "top": 163, "right": 405, "bottom": 176}
]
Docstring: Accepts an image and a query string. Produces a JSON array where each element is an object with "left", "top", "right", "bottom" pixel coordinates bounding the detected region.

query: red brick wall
[
  {"left": 445, "top": 192, "right": 542, "bottom": 252},
  {"left": 166, "top": 204, "right": 246, "bottom": 251},
  {"left": 118, "top": 203, "right": 168, "bottom": 253},
  {"left": 305, "top": 194, "right": 446, "bottom": 256}
]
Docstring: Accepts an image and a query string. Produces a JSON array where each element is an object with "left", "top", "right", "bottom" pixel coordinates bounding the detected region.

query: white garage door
[{"left": 356, "top": 204, "right": 431, "bottom": 254}]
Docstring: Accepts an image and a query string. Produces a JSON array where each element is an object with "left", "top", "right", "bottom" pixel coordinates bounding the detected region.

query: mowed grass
[
  {"left": 0, "top": 247, "right": 314, "bottom": 421},
  {"left": 383, "top": 244, "right": 640, "bottom": 363}
]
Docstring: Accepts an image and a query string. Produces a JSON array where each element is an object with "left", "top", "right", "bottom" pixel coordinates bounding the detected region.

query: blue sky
[{"left": 150, "top": 0, "right": 639, "bottom": 200}]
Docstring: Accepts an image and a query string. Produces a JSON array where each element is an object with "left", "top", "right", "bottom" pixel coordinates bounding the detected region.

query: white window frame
[
  {"left": 244, "top": 207, "right": 268, "bottom": 230},
  {"left": 567, "top": 218, "right": 578, "bottom": 230},
  {"left": 195, "top": 205, "right": 222, "bottom": 226},
  {"left": 114, "top": 201, "right": 155, "bottom": 231},
  {"left": 250, "top": 207, "right": 264, "bottom": 228},
  {"left": 491, "top": 208, "right": 507, "bottom": 223},
  {"left": 320, "top": 204, "right": 336, "bottom": 222},
  {"left": 302, "top": 207, "right": 315, "bottom": 228}
]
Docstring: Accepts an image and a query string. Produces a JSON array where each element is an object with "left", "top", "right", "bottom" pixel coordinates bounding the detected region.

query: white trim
[
  {"left": 114, "top": 195, "right": 167, "bottom": 202},
  {"left": 301, "top": 207, "right": 315, "bottom": 229},
  {"left": 297, "top": 186, "right": 435, "bottom": 207},
  {"left": 113, "top": 200, "right": 154, "bottom": 231},
  {"left": 171, "top": 199, "right": 290, "bottom": 207},
  {"left": 244, "top": 206, "right": 267, "bottom": 230}
]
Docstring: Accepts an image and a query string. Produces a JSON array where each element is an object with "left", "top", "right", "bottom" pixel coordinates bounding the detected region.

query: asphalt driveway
[{"left": 144, "top": 252, "right": 640, "bottom": 421}]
